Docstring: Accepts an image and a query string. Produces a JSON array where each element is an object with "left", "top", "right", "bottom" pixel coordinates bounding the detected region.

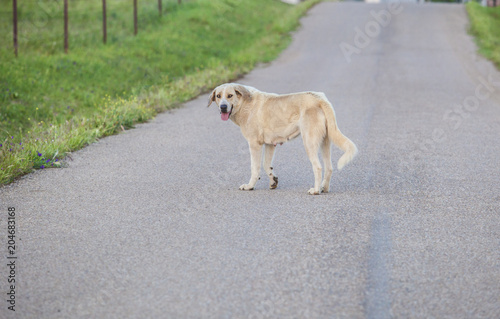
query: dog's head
[{"left": 207, "top": 83, "right": 251, "bottom": 121}]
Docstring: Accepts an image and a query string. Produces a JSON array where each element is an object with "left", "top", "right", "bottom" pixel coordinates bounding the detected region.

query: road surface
[{"left": 1, "top": 2, "right": 499, "bottom": 318}]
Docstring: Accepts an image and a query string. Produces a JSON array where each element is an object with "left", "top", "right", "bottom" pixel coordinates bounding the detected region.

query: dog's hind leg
[
  {"left": 320, "top": 137, "right": 333, "bottom": 193},
  {"left": 304, "top": 139, "right": 322, "bottom": 195},
  {"left": 302, "top": 108, "right": 326, "bottom": 195},
  {"left": 303, "top": 139, "right": 323, "bottom": 195},
  {"left": 239, "top": 142, "right": 263, "bottom": 191},
  {"left": 264, "top": 144, "right": 278, "bottom": 189}
]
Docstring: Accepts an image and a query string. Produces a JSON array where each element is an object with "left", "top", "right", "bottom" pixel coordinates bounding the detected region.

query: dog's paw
[
  {"left": 307, "top": 188, "right": 320, "bottom": 195},
  {"left": 269, "top": 176, "right": 278, "bottom": 189},
  {"left": 321, "top": 181, "right": 330, "bottom": 193},
  {"left": 239, "top": 184, "right": 255, "bottom": 191}
]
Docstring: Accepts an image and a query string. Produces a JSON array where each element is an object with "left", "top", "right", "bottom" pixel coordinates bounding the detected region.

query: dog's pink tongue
[{"left": 221, "top": 113, "right": 230, "bottom": 121}]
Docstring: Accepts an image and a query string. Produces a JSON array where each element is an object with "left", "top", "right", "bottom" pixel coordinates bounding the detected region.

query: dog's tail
[{"left": 319, "top": 97, "right": 358, "bottom": 170}]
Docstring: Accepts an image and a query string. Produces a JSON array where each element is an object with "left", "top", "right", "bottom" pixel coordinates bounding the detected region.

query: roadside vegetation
[
  {"left": 0, "top": 0, "right": 320, "bottom": 185},
  {"left": 467, "top": 1, "right": 500, "bottom": 69}
]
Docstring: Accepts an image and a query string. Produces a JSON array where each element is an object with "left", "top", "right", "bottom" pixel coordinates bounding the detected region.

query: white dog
[{"left": 208, "top": 83, "right": 357, "bottom": 195}]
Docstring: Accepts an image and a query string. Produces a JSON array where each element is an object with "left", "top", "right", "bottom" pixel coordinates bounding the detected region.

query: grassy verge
[
  {"left": 466, "top": 1, "right": 500, "bottom": 69},
  {"left": 0, "top": 0, "right": 321, "bottom": 185}
]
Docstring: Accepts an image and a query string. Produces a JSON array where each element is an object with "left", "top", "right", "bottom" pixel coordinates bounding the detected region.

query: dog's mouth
[{"left": 220, "top": 106, "right": 233, "bottom": 121}]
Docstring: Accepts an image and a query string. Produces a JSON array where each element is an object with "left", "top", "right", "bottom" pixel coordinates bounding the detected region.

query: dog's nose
[{"left": 220, "top": 104, "right": 228, "bottom": 113}]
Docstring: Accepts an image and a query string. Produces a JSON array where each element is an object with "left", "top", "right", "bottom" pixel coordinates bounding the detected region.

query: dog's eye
[
  {"left": 228, "top": 94, "right": 233, "bottom": 98},
  {"left": 216, "top": 94, "right": 221, "bottom": 99}
]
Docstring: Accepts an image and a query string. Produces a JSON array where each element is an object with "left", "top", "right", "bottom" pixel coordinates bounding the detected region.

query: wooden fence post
[
  {"left": 133, "top": 0, "right": 138, "bottom": 35},
  {"left": 13, "top": 0, "right": 18, "bottom": 57},
  {"left": 178, "top": 0, "right": 181, "bottom": 4},
  {"left": 103, "top": 0, "right": 107, "bottom": 44},
  {"left": 158, "top": 0, "right": 162, "bottom": 16},
  {"left": 64, "top": 0, "right": 68, "bottom": 53}
]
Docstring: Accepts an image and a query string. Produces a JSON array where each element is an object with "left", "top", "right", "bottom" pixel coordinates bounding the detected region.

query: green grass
[
  {"left": 0, "top": 0, "right": 321, "bottom": 185},
  {"left": 467, "top": 1, "right": 500, "bottom": 70}
]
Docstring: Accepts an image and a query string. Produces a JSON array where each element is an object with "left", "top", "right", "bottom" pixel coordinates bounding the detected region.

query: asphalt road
[{"left": 2, "top": 2, "right": 499, "bottom": 318}]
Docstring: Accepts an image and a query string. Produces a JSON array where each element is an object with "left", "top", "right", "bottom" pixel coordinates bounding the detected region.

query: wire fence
[{"left": 2, "top": 0, "right": 184, "bottom": 57}]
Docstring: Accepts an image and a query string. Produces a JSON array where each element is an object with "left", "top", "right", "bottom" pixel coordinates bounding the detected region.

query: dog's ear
[
  {"left": 234, "top": 85, "right": 251, "bottom": 101},
  {"left": 207, "top": 88, "right": 216, "bottom": 107}
]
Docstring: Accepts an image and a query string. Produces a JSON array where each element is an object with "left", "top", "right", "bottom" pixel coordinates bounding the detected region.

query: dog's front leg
[
  {"left": 264, "top": 144, "right": 278, "bottom": 189},
  {"left": 239, "top": 142, "right": 262, "bottom": 191}
]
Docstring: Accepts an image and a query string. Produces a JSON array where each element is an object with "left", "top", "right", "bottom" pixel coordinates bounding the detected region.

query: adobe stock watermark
[
  {"left": 339, "top": 0, "right": 404, "bottom": 63},
  {"left": 400, "top": 74, "right": 500, "bottom": 171},
  {"left": 16, "top": 0, "right": 59, "bottom": 42}
]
